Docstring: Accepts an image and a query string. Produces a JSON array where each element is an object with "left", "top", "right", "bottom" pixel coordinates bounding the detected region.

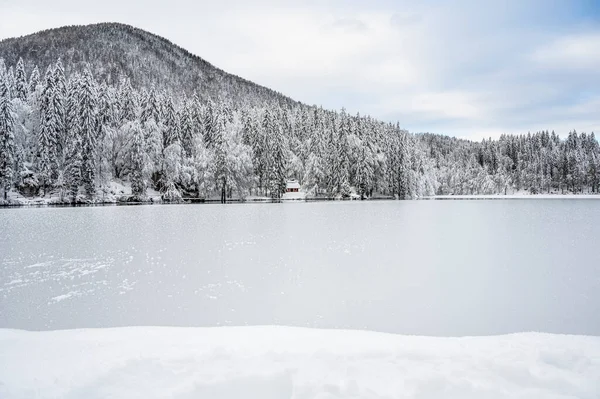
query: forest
[{"left": 0, "top": 57, "right": 599, "bottom": 204}]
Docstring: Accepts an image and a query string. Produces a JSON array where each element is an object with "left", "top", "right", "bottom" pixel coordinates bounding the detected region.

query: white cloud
[
  {"left": 390, "top": 12, "right": 423, "bottom": 27},
  {"left": 329, "top": 17, "right": 369, "bottom": 33},
  {"left": 413, "top": 91, "right": 483, "bottom": 119},
  {"left": 531, "top": 33, "right": 600, "bottom": 70}
]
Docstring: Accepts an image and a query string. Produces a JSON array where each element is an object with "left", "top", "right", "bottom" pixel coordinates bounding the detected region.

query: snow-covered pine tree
[
  {"left": 9, "top": 78, "right": 35, "bottom": 191},
  {"left": 5, "top": 66, "right": 15, "bottom": 100},
  {"left": 180, "top": 98, "right": 195, "bottom": 157},
  {"left": 212, "top": 105, "right": 228, "bottom": 203},
  {"left": 129, "top": 121, "right": 147, "bottom": 198},
  {"left": 28, "top": 66, "right": 40, "bottom": 95},
  {"left": 64, "top": 72, "right": 82, "bottom": 149},
  {"left": 65, "top": 131, "right": 82, "bottom": 202},
  {"left": 0, "top": 75, "right": 16, "bottom": 200},
  {"left": 95, "top": 82, "right": 113, "bottom": 186},
  {"left": 52, "top": 59, "right": 67, "bottom": 158},
  {"left": 222, "top": 113, "right": 254, "bottom": 199},
  {"left": 63, "top": 72, "right": 84, "bottom": 202},
  {"left": 162, "top": 95, "right": 180, "bottom": 148},
  {"left": 262, "top": 107, "right": 286, "bottom": 198},
  {"left": 37, "top": 66, "right": 58, "bottom": 195},
  {"left": 117, "top": 78, "right": 137, "bottom": 125},
  {"left": 140, "top": 86, "right": 160, "bottom": 125},
  {"left": 132, "top": 87, "right": 158, "bottom": 184},
  {"left": 355, "top": 146, "right": 373, "bottom": 199},
  {"left": 385, "top": 129, "right": 401, "bottom": 198},
  {"left": 241, "top": 110, "right": 264, "bottom": 195},
  {"left": 191, "top": 92, "right": 203, "bottom": 140},
  {"left": 77, "top": 67, "right": 98, "bottom": 197},
  {"left": 333, "top": 110, "right": 351, "bottom": 197},
  {"left": 14, "top": 58, "right": 28, "bottom": 102}
]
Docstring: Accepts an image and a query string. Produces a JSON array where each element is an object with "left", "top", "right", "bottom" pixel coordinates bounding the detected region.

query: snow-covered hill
[
  {"left": 1, "top": 326, "right": 599, "bottom": 399},
  {"left": 0, "top": 23, "right": 297, "bottom": 108}
]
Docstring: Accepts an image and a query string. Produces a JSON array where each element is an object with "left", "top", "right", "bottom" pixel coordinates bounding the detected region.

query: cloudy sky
[{"left": 1, "top": 0, "right": 599, "bottom": 139}]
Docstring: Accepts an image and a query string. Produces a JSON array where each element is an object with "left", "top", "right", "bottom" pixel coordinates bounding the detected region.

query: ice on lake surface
[{"left": 1, "top": 200, "right": 600, "bottom": 335}]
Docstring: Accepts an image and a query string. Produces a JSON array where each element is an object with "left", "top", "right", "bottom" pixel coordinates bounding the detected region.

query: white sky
[{"left": 1, "top": 0, "right": 599, "bottom": 139}]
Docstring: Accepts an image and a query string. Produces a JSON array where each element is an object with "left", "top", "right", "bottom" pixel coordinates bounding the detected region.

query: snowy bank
[
  {"left": 1, "top": 180, "right": 162, "bottom": 206},
  {"left": 426, "top": 194, "right": 600, "bottom": 200},
  {"left": 1, "top": 326, "right": 599, "bottom": 399}
]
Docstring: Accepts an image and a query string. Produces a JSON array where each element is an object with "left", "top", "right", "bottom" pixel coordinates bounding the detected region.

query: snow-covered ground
[
  {"left": 2, "top": 180, "right": 162, "bottom": 206},
  {"left": 1, "top": 326, "right": 599, "bottom": 399},
  {"left": 426, "top": 194, "right": 600, "bottom": 199},
  {"left": 282, "top": 191, "right": 307, "bottom": 200}
]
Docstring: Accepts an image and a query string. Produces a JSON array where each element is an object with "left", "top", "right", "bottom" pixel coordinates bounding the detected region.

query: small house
[{"left": 286, "top": 180, "right": 301, "bottom": 193}]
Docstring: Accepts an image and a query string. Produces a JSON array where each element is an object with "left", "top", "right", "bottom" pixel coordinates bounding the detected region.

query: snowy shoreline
[
  {"left": 1, "top": 326, "right": 598, "bottom": 398},
  {"left": 3, "top": 193, "right": 600, "bottom": 207},
  {"left": 3, "top": 179, "right": 600, "bottom": 207},
  {"left": 422, "top": 194, "right": 600, "bottom": 200},
  {"left": 425, "top": 194, "right": 600, "bottom": 200}
]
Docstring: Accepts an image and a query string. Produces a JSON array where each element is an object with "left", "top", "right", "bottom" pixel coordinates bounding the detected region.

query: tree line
[
  {"left": 423, "top": 129, "right": 600, "bottom": 195},
  {"left": 0, "top": 57, "right": 598, "bottom": 203}
]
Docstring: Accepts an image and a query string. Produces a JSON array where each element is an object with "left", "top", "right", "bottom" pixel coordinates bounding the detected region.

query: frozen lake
[{"left": 1, "top": 200, "right": 599, "bottom": 336}]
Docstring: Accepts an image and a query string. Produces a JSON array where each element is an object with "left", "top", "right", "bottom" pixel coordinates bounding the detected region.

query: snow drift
[{"left": 1, "top": 326, "right": 599, "bottom": 399}]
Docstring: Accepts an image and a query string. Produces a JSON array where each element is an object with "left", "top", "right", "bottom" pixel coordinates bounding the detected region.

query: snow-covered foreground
[{"left": 1, "top": 327, "right": 599, "bottom": 399}]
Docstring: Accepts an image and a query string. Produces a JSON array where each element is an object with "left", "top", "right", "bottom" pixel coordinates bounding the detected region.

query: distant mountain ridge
[{"left": 0, "top": 22, "right": 298, "bottom": 108}]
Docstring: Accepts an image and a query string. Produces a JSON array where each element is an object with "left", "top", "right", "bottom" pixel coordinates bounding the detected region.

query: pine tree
[
  {"left": 63, "top": 74, "right": 82, "bottom": 201},
  {"left": 162, "top": 95, "right": 180, "bottom": 148},
  {"left": 390, "top": 130, "right": 410, "bottom": 199},
  {"left": 37, "top": 66, "right": 58, "bottom": 195},
  {"left": 262, "top": 108, "right": 286, "bottom": 198},
  {"left": 64, "top": 72, "right": 82, "bottom": 148},
  {"left": 324, "top": 117, "right": 338, "bottom": 195},
  {"left": 28, "top": 66, "right": 40, "bottom": 95},
  {"left": 78, "top": 68, "right": 98, "bottom": 197},
  {"left": 5, "top": 66, "right": 15, "bottom": 99},
  {"left": 204, "top": 104, "right": 228, "bottom": 202},
  {"left": 65, "top": 132, "right": 82, "bottom": 202},
  {"left": 332, "top": 110, "right": 351, "bottom": 197},
  {"left": 214, "top": 127, "right": 228, "bottom": 203},
  {"left": 129, "top": 121, "right": 147, "bottom": 198},
  {"left": 140, "top": 86, "right": 160, "bottom": 125},
  {"left": 242, "top": 111, "right": 266, "bottom": 194},
  {"left": 95, "top": 83, "right": 113, "bottom": 186},
  {"left": 191, "top": 92, "right": 203, "bottom": 139},
  {"left": 355, "top": 147, "right": 373, "bottom": 199},
  {"left": 117, "top": 78, "right": 137, "bottom": 124},
  {"left": 0, "top": 76, "right": 15, "bottom": 200},
  {"left": 14, "top": 58, "right": 28, "bottom": 102},
  {"left": 202, "top": 100, "right": 217, "bottom": 147},
  {"left": 180, "top": 98, "right": 195, "bottom": 157},
  {"left": 52, "top": 59, "right": 67, "bottom": 157}
]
